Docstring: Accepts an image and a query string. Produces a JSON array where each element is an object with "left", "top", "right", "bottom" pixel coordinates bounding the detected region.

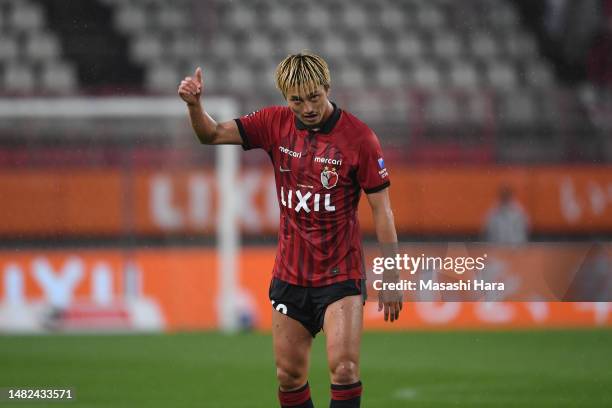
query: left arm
[
  {"left": 367, "top": 188, "right": 403, "bottom": 322},
  {"left": 367, "top": 187, "right": 397, "bottom": 246}
]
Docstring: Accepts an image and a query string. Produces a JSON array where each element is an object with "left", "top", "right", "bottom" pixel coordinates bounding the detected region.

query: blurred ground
[{"left": 1, "top": 329, "right": 611, "bottom": 407}]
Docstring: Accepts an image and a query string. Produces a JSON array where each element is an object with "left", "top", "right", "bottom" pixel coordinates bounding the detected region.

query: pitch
[{"left": 1, "top": 329, "right": 611, "bottom": 407}]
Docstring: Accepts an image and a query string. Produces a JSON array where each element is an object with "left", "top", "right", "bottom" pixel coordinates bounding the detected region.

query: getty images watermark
[
  {"left": 370, "top": 253, "right": 503, "bottom": 292},
  {"left": 366, "top": 243, "right": 612, "bottom": 302}
]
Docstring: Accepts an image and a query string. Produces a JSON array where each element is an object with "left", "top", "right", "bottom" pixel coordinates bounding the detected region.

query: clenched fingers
[{"left": 179, "top": 79, "right": 200, "bottom": 95}]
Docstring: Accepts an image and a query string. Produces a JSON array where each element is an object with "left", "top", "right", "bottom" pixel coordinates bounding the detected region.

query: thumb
[{"left": 195, "top": 67, "right": 202, "bottom": 86}]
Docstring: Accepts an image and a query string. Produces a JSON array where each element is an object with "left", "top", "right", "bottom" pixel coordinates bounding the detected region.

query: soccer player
[{"left": 178, "top": 52, "right": 402, "bottom": 408}]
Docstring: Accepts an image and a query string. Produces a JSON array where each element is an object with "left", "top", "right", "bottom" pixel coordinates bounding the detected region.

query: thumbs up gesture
[{"left": 178, "top": 67, "right": 203, "bottom": 106}]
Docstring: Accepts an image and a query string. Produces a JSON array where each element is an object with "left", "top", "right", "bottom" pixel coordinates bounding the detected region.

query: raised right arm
[{"left": 178, "top": 67, "right": 243, "bottom": 145}]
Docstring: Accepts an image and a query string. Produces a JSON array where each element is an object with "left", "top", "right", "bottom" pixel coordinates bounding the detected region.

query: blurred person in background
[
  {"left": 544, "top": 0, "right": 601, "bottom": 66},
  {"left": 587, "top": 0, "right": 612, "bottom": 96},
  {"left": 516, "top": 0, "right": 603, "bottom": 81},
  {"left": 178, "top": 52, "right": 402, "bottom": 408},
  {"left": 483, "top": 186, "right": 530, "bottom": 245}
]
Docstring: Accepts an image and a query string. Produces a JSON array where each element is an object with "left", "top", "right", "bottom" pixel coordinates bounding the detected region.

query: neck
[
  {"left": 310, "top": 101, "right": 334, "bottom": 130},
  {"left": 320, "top": 101, "right": 334, "bottom": 124}
]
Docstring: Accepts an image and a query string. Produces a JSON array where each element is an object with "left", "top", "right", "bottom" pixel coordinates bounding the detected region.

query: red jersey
[{"left": 235, "top": 103, "right": 390, "bottom": 287}]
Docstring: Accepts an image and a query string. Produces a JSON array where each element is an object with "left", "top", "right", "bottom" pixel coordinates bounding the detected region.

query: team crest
[{"left": 321, "top": 166, "right": 338, "bottom": 189}]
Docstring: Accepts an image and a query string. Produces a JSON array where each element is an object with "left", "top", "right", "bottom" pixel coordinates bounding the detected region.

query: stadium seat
[
  {"left": 8, "top": 2, "right": 43, "bottom": 32},
  {"left": 114, "top": 4, "right": 148, "bottom": 34},
  {"left": 1, "top": 0, "right": 600, "bottom": 166},
  {"left": 130, "top": 33, "right": 164, "bottom": 63},
  {"left": 448, "top": 60, "right": 479, "bottom": 90},
  {"left": 425, "top": 91, "right": 459, "bottom": 126},
  {"left": 156, "top": 6, "right": 188, "bottom": 31},
  {"left": 283, "top": 36, "right": 312, "bottom": 56},
  {"left": 504, "top": 31, "right": 538, "bottom": 59},
  {"left": 3, "top": 62, "right": 36, "bottom": 93},
  {"left": 463, "top": 91, "right": 490, "bottom": 124},
  {"left": 415, "top": 3, "right": 445, "bottom": 31},
  {"left": 373, "top": 64, "right": 409, "bottom": 88},
  {"left": 39, "top": 61, "right": 77, "bottom": 93},
  {"left": 357, "top": 34, "right": 387, "bottom": 60},
  {"left": 25, "top": 0, "right": 572, "bottom": 162},
  {"left": 169, "top": 32, "right": 202, "bottom": 61},
  {"left": 346, "top": 91, "right": 387, "bottom": 122},
  {"left": 0, "top": 35, "right": 18, "bottom": 62},
  {"left": 225, "top": 64, "right": 254, "bottom": 92},
  {"left": 387, "top": 91, "right": 411, "bottom": 123},
  {"left": 411, "top": 60, "right": 443, "bottom": 90},
  {"left": 469, "top": 31, "right": 499, "bottom": 61},
  {"left": 253, "top": 62, "right": 278, "bottom": 92},
  {"left": 24, "top": 31, "right": 61, "bottom": 62},
  {"left": 320, "top": 36, "right": 350, "bottom": 61},
  {"left": 266, "top": 5, "right": 293, "bottom": 31},
  {"left": 432, "top": 31, "right": 463, "bottom": 60},
  {"left": 335, "top": 64, "right": 366, "bottom": 88},
  {"left": 210, "top": 35, "right": 238, "bottom": 61},
  {"left": 226, "top": 6, "right": 256, "bottom": 31},
  {"left": 446, "top": 2, "right": 482, "bottom": 33},
  {"left": 244, "top": 34, "right": 276, "bottom": 63},
  {"left": 485, "top": 60, "right": 518, "bottom": 90},
  {"left": 522, "top": 59, "right": 555, "bottom": 89},
  {"left": 394, "top": 33, "right": 424, "bottom": 60},
  {"left": 303, "top": 6, "right": 332, "bottom": 31},
  {"left": 498, "top": 91, "right": 537, "bottom": 126},
  {"left": 486, "top": 2, "right": 520, "bottom": 30},
  {"left": 340, "top": 6, "right": 368, "bottom": 32},
  {"left": 146, "top": 63, "right": 179, "bottom": 93},
  {"left": 533, "top": 91, "right": 561, "bottom": 129},
  {"left": 496, "top": 90, "right": 565, "bottom": 162},
  {"left": 377, "top": 4, "right": 406, "bottom": 31}
]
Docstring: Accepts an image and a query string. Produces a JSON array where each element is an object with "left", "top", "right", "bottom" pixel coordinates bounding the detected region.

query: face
[{"left": 285, "top": 85, "right": 332, "bottom": 127}]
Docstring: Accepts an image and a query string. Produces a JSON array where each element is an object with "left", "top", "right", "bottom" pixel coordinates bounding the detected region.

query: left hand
[{"left": 378, "top": 288, "right": 403, "bottom": 322}]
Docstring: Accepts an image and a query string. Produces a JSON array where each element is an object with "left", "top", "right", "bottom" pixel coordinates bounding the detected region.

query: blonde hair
[{"left": 274, "top": 51, "right": 331, "bottom": 98}]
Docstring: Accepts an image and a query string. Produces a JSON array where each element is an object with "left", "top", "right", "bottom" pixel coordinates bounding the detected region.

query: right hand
[{"left": 178, "top": 67, "right": 203, "bottom": 106}]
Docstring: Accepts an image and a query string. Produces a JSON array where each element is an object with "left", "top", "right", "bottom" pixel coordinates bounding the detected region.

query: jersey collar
[{"left": 295, "top": 102, "right": 342, "bottom": 134}]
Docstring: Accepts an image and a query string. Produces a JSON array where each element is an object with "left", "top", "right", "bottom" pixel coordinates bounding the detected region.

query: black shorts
[{"left": 269, "top": 278, "right": 366, "bottom": 337}]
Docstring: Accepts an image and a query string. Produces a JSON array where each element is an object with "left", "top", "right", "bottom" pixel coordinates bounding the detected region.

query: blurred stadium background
[{"left": 0, "top": 0, "right": 611, "bottom": 406}]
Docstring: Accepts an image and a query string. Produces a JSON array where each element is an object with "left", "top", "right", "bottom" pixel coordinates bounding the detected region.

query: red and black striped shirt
[{"left": 235, "top": 104, "right": 390, "bottom": 287}]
